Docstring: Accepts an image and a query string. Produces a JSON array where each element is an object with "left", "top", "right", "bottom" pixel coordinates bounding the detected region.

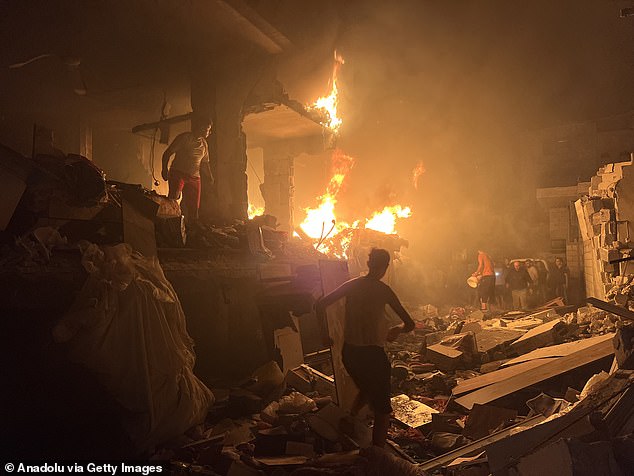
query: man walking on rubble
[
  {"left": 316, "top": 248, "right": 415, "bottom": 448},
  {"left": 161, "top": 116, "right": 213, "bottom": 226}
]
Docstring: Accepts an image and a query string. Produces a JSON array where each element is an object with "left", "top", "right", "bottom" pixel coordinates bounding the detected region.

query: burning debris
[{"left": 309, "top": 51, "right": 345, "bottom": 135}]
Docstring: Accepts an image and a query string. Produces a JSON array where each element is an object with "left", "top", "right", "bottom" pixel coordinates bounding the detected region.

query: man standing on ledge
[
  {"left": 161, "top": 117, "right": 213, "bottom": 225},
  {"left": 316, "top": 248, "right": 415, "bottom": 447}
]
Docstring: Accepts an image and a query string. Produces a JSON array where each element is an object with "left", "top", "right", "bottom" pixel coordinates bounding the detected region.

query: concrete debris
[
  {"left": 6, "top": 149, "right": 634, "bottom": 474},
  {"left": 509, "top": 319, "right": 568, "bottom": 355}
]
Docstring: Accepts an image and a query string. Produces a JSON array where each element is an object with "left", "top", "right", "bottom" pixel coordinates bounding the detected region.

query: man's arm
[
  {"left": 386, "top": 288, "right": 415, "bottom": 341},
  {"left": 200, "top": 143, "right": 214, "bottom": 184},
  {"left": 161, "top": 134, "right": 185, "bottom": 181},
  {"left": 472, "top": 254, "right": 484, "bottom": 277}
]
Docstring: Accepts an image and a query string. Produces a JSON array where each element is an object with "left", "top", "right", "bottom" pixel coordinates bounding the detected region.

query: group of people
[
  {"left": 307, "top": 247, "right": 575, "bottom": 448},
  {"left": 472, "top": 250, "right": 570, "bottom": 312}
]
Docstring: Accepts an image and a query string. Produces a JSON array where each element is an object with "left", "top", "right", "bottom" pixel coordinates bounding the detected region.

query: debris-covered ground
[
  {"left": 130, "top": 301, "right": 633, "bottom": 476},
  {"left": 2, "top": 147, "right": 634, "bottom": 475}
]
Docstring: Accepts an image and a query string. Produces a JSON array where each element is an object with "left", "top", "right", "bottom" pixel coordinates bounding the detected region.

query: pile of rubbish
[
  {"left": 376, "top": 302, "right": 634, "bottom": 474},
  {"left": 154, "top": 362, "right": 428, "bottom": 475},
  {"left": 0, "top": 146, "right": 320, "bottom": 262},
  {"left": 123, "top": 298, "right": 634, "bottom": 476}
]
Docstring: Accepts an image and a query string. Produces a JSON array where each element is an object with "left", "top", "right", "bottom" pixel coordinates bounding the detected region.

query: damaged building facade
[{"left": 2, "top": 2, "right": 634, "bottom": 476}]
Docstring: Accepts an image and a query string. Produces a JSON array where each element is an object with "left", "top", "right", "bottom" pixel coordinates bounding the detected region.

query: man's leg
[
  {"left": 350, "top": 391, "right": 367, "bottom": 416},
  {"left": 167, "top": 170, "right": 185, "bottom": 200},
  {"left": 519, "top": 289, "right": 528, "bottom": 310},
  {"left": 512, "top": 290, "right": 520, "bottom": 310},
  {"left": 181, "top": 175, "right": 201, "bottom": 224},
  {"left": 372, "top": 411, "right": 390, "bottom": 447}
]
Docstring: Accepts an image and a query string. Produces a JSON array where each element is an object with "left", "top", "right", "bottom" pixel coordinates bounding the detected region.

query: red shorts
[{"left": 168, "top": 169, "right": 201, "bottom": 215}]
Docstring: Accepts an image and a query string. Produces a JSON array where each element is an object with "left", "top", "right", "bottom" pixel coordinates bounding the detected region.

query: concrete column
[
  {"left": 261, "top": 145, "right": 294, "bottom": 232},
  {"left": 191, "top": 53, "right": 268, "bottom": 224}
]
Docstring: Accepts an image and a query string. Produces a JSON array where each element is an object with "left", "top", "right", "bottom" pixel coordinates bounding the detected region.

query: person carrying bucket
[{"left": 470, "top": 249, "right": 495, "bottom": 312}]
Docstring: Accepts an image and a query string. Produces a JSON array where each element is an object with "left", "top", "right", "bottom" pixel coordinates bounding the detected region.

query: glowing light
[
  {"left": 365, "top": 206, "right": 412, "bottom": 235},
  {"left": 298, "top": 52, "right": 413, "bottom": 259},
  {"left": 311, "top": 51, "right": 345, "bottom": 134},
  {"left": 248, "top": 203, "right": 265, "bottom": 219},
  {"left": 298, "top": 152, "right": 412, "bottom": 258},
  {"left": 299, "top": 149, "right": 354, "bottom": 239},
  {"left": 412, "top": 161, "right": 426, "bottom": 189}
]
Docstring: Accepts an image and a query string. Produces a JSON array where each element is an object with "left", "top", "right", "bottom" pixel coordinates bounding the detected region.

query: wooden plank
[
  {"left": 502, "top": 334, "right": 615, "bottom": 367},
  {"left": 587, "top": 297, "right": 634, "bottom": 321},
  {"left": 318, "top": 259, "right": 357, "bottom": 411},
  {"left": 509, "top": 319, "right": 567, "bottom": 355},
  {"left": 485, "top": 371, "right": 633, "bottom": 475},
  {"left": 131, "top": 112, "right": 193, "bottom": 134},
  {"left": 455, "top": 336, "right": 615, "bottom": 410},
  {"left": 419, "top": 415, "right": 546, "bottom": 472},
  {"left": 452, "top": 358, "right": 556, "bottom": 396}
]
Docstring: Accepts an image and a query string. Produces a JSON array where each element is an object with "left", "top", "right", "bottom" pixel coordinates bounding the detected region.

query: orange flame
[
  {"left": 299, "top": 51, "right": 411, "bottom": 259},
  {"left": 311, "top": 51, "right": 345, "bottom": 134},
  {"left": 299, "top": 149, "right": 354, "bottom": 239},
  {"left": 248, "top": 203, "right": 265, "bottom": 219},
  {"left": 412, "top": 161, "right": 426, "bottom": 189},
  {"left": 298, "top": 151, "right": 412, "bottom": 258},
  {"left": 365, "top": 205, "right": 412, "bottom": 235}
]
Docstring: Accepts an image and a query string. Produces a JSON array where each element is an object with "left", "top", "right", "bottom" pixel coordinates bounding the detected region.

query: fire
[
  {"left": 311, "top": 51, "right": 345, "bottom": 134},
  {"left": 248, "top": 203, "right": 265, "bottom": 219},
  {"left": 298, "top": 152, "right": 412, "bottom": 258},
  {"left": 365, "top": 205, "right": 412, "bottom": 235},
  {"left": 297, "top": 51, "right": 412, "bottom": 259},
  {"left": 299, "top": 149, "right": 354, "bottom": 239},
  {"left": 412, "top": 161, "right": 426, "bottom": 189}
]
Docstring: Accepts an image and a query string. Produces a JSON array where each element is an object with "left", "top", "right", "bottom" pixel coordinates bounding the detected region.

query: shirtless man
[
  {"left": 161, "top": 117, "right": 213, "bottom": 224},
  {"left": 472, "top": 249, "right": 495, "bottom": 312},
  {"left": 316, "top": 248, "right": 415, "bottom": 447}
]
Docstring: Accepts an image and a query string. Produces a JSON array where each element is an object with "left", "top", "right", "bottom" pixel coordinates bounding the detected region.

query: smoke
[{"left": 278, "top": 0, "right": 634, "bottom": 282}]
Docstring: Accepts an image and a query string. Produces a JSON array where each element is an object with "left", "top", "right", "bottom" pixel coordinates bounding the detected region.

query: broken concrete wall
[{"left": 575, "top": 157, "right": 634, "bottom": 300}]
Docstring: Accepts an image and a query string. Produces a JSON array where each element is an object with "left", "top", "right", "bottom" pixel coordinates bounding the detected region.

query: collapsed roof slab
[{"left": 243, "top": 104, "right": 328, "bottom": 150}]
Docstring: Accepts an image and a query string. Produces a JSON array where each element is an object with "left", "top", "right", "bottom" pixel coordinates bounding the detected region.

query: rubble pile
[
  {"left": 156, "top": 362, "right": 427, "bottom": 475},
  {"left": 375, "top": 303, "right": 634, "bottom": 474},
  {"left": 0, "top": 146, "right": 326, "bottom": 264},
  {"left": 132, "top": 301, "right": 634, "bottom": 475},
  {"left": 606, "top": 274, "right": 634, "bottom": 311},
  {"left": 575, "top": 160, "right": 634, "bottom": 301}
]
